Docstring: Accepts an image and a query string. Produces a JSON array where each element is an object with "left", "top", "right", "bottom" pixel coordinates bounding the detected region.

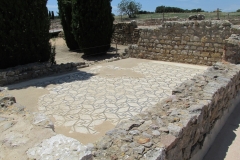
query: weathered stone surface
[
  {"left": 144, "top": 148, "right": 165, "bottom": 160},
  {"left": 27, "top": 134, "right": 92, "bottom": 160},
  {"left": 118, "top": 120, "right": 143, "bottom": 131},
  {"left": 32, "top": 113, "right": 54, "bottom": 130},
  {"left": 133, "top": 146, "right": 145, "bottom": 154}
]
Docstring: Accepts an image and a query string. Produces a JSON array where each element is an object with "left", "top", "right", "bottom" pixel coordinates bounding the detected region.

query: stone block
[{"left": 211, "top": 53, "right": 221, "bottom": 58}]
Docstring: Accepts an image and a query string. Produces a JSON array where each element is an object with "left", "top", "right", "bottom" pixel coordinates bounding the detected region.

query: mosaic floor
[{"left": 37, "top": 59, "right": 208, "bottom": 134}]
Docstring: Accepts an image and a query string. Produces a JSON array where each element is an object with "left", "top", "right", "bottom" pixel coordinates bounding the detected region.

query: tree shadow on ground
[
  {"left": 6, "top": 69, "right": 95, "bottom": 90},
  {"left": 203, "top": 102, "right": 240, "bottom": 160},
  {"left": 72, "top": 46, "right": 121, "bottom": 62}
]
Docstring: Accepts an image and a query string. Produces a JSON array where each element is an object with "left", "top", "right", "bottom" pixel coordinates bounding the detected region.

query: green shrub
[
  {"left": 58, "top": 0, "right": 79, "bottom": 50},
  {"left": 0, "top": 0, "right": 51, "bottom": 69},
  {"left": 72, "top": 0, "right": 114, "bottom": 55}
]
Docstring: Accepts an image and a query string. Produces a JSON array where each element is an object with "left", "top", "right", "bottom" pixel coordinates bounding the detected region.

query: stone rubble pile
[
  {"left": 27, "top": 134, "right": 93, "bottom": 160},
  {"left": 188, "top": 14, "right": 205, "bottom": 20}
]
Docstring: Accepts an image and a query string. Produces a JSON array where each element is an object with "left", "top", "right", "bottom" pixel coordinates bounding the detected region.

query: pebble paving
[{"left": 37, "top": 60, "right": 207, "bottom": 134}]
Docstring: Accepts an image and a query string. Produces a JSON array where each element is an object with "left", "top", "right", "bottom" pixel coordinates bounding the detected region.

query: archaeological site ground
[{"left": 1, "top": 16, "right": 240, "bottom": 160}]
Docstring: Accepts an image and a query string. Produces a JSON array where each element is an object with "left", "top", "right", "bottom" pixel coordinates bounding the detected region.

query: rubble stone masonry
[
  {"left": 126, "top": 20, "right": 240, "bottom": 66},
  {"left": 93, "top": 62, "right": 240, "bottom": 160}
]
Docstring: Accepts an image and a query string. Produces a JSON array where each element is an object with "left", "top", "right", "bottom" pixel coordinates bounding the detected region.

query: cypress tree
[
  {"left": 51, "top": 11, "right": 55, "bottom": 19},
  {"left": 72, "top": 0, "right": 114, "bottom": 55},
  {"left": 0, "top": 0, "right": 51, "bottom": 69},
  {"left": 58, "top": 0, "right": 79, "bottom": 50},
  {"left": 49, "top": 11, "right": 52, "bottom": 18}
]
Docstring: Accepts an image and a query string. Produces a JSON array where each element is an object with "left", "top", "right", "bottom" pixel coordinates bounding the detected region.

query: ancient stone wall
[
  {"left": 228, "top": 19, "right": 240, "bottom": 25},
  {"left": 126, "top": 20, "right": 235, "bottom": 66},
  {"left": 137, "top": 17, "right": 179, "bottom": 26},
  {"left": 92, "top": 62, "right": 240, "bottom": 160},
  {"left": 224, "top": 34, "right": 240, "bottom": 64},
  {"left": 112, "top": 21, "right": 139, "bottom": 45}
]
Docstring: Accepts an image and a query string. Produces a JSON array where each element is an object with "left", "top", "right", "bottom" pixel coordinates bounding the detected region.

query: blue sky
[{"left": 47, "top": 0, "right": 240, "bottom": 15}]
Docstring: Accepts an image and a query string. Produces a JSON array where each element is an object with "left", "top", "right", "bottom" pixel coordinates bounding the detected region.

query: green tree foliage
[
  {"left": 237, "top": 9, "right": 240, "bottom": 12},
  {"left": 0, "top": 0, "right": 51, "bottom": 69},
  {"left": 51, "top": 11, "right": 55, "bottom": 19},
  {"left": 118, "top": 0, "right": 142, "bottom": 18},
  {"left": 72, "top": 0, "right": 114, "bottom": 55},
  {"left": 49, "top": 11, "right": 52, "bottom": 18},
  {"left": 138, "top": 10, "right": 154, "bottom": 14},
  {"left": 57, "top": 0, "right": 79, "bottom": 50},
  {"left": 155, "top": 6, "right": 204, "bottom": 13}
]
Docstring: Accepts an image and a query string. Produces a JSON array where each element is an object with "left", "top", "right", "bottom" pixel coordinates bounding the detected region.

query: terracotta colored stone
[{"left": 137, "top": 137, "right": 150, "bottom": 144}]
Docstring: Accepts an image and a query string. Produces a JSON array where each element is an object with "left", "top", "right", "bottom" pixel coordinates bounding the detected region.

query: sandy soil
[
  {"left": 0, "top": 107, "right": 55, "bottom": 160},
  {"left": 50, "top": 38, "right": 127, "bottom": 64}
]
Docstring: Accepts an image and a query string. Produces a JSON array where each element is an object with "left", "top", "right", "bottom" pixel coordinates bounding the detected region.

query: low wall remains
[
  {"left": 125, "top": 20, "right": 239, "bottom": 66},
  {"left": 0, "top": 62, "right": 86, "bottom": 86},
  {"left": 228, "top": 19, "right": 240, "bottom": 25},
  {"left": 137, "top": 17, "right": 180, "bottom": 26},
  {"left": 92, "top": 62, "right": 240, "bottom": 160},
  {"left": 0, "top": 57, "right": 121, "bottom": 86},
  {"left": 224, "top": 34, "right": 240, "bottom": 64}
]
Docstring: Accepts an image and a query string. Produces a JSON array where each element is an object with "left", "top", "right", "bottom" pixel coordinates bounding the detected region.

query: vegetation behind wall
[
  {"left": 72, "top": 0, "right": 114, "bottom": 55},
  {"left": 0, "top": 0, "right": 51, "bottom": 69},
  {"left": 57, "top": 0, "right": 79, "bottom": 50}
]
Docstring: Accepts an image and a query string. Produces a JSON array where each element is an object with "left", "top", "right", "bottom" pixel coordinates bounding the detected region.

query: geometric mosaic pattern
[{"left": 38, "top": 61, "right": 207, "bottom": 134}]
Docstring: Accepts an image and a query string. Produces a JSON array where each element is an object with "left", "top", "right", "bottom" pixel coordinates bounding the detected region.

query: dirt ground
[{"left": 50, "top": 38, "right": 128, "bottom": 64}]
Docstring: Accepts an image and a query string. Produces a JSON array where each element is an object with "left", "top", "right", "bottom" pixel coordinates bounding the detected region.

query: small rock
[
  {"left": 159, "top": 127, "right": 169, "bottom": 133},
  {"left": 152, "top": 130, "right": 161, "bottom": 136},
  {"left": 156, "top": 117, "right": 163, "bottom": 126},
  {"left": 13, "top": 103, "right": 25, "bottom": 112},
  {"left": 122, "top": 135, "right": 133, "bottom": 142},
  {"left": 142, "top": 132, "right": 152, "bottom": 138},
  {"left": 151, "top": 124, "right": 159, "bottom": 130},
  {"left": 118, "top": 121, "right": 143, "bottom": 131},
  {"left": 137, "top": 137, "right": 150, "bottom": 144},
  {"left": 143, "top": 141, "right": 153, "bottom": 148},
  {"left": 32, "top": 112, "right": 53, "bottom": 130},
  {"left": 121, "top": 144, "right": 129, "bottom": 152},
  {"left": 129, "top": 130, "right": 140, "bottom": 135},
  {"left": 144, "top": 148, "right": 165, "bottom": 160},
  {"left": 133, "top": 146, "right": 145, "bottom": 154}
]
